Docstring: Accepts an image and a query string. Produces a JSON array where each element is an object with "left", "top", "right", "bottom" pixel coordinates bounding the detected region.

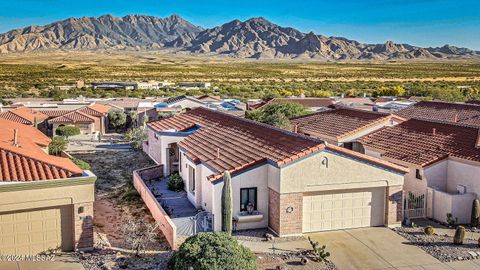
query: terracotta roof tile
[
  {"left": 79, "top": 104, "right": 112, "bottom": 116},
  {"left": 0, "top": 107, "right": 48, "bottom": 125},
  {"left": 0, "top": 119, "right": 83, "bottom": 181},
  {"left": 395, "top": 101, "right": 480, "bottom": 127},
  {"left": 360, "top": 118, "right": 480, "bottom": 166},
  {"left": 38, "top": 110, "right": 73, "bottom": 118},
  {"left": 48, "top": 111, "right": 95, "bottom": 124},
  {"left": 291, "top": 107, "right": 393, "bottom": 140},
  {"left": 148, "top": 107, "right": 407, "bottom": 181}
]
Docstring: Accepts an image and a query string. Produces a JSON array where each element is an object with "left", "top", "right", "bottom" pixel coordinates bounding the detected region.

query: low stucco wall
[
  {"left": 133, "top": 167, "right": 177, "bottom": 250},
  {"left": 428, "top": 188, "right": 475, "bottom": 224}
]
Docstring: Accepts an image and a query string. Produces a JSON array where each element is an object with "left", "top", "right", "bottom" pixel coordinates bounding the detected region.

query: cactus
[
  {"left": 308, "top": 237, "right": 331, "bottom": 262},
  {"left": 300, "top": 257, "right": 308, "bottom": 265},
  {"left": 471, "top": 199, "right": 480, "bottom": 227},
  {"left": 453, "top": 226, "right": 465, "bottom": 245},
  {"left": 221, "top": 170, "right": 233, "bottom": 235},
  {"left": 424, "top": 226, "right": 434, "bottom": 236}
]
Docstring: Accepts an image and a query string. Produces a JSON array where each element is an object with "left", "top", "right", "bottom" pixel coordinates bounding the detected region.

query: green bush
[
  {"left": 48, "top": 136, "right": 68, "bottom": 155},
  {"left": 71, "top": 157, "right": 90, "bottom": 170},
  {"left": 55, "top": 125, "right": 80, "bottom": 138},
  {"left": 169, "top": 232, "right": 258, "bottom": 270},
  {"left": 168, "top": 172, "right": 184, "bottom": 192}
]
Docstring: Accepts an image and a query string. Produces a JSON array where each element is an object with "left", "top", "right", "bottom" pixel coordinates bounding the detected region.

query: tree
[
  {"left": 125, "top": 128, "right": 147, "bottom": 150},
  {"left": 108, "top": 109, "right": 127, "bottom": 131},
  {"left": 263, "top": 111, "right": 292, "bottom": 130},
  {"left": 246, "top": 102, "right": 307, "bottom": 129},
  {"left": 169, "top": 232, "right": 258, "bottom": 270},
  {"left": 122, "top": 219, "right": 158, "bottom": 257},
  {"left": 55, "top": 125, "right": 80, "bottom": 138},
  {"left": 221, "top": 171, "right": 233, "bottom": 235},
  {"left": 48, "top": 136, "right": 68, "bottom": 155}
]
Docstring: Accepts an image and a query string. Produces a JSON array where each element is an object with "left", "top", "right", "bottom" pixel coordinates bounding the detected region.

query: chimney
[
  {"left": 454, "top": 114, "right": 458, "bottom": 123},
  {"left": 216, "top": 148, "right": 220, "bottom": 159},
  {"left": 432, "top": 128, "right": 436, "bottom": 136},
  {"left": 13, "top": 129, "right": 18, "bottom": 146}
]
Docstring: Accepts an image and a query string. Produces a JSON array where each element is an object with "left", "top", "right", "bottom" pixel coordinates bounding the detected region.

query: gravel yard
[
  {"left": 394, "top": 226, "right": 480, "bottom": 262},
  {"left": 256, "top": 251, "right": 337, "bottom": 270},
  {"left": 233, "top": 229, "right": 306, "bottom": 243}
]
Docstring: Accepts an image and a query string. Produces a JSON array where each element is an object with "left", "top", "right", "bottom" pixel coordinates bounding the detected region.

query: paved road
[{"left": 307, "top": 227, "right": 480, "bottom": 270}]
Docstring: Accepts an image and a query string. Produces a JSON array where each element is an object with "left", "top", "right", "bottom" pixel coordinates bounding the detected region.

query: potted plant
[{"left": 246, "top": 202, "right": 255, "bottom": 215}]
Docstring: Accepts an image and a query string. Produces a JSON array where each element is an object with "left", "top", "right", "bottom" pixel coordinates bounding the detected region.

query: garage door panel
[
  {"left": 303, "top": 188, "right": 385, "bottom": 233},
  {"left": 0, "top": 206, "right": 73, "bottom": 255}
]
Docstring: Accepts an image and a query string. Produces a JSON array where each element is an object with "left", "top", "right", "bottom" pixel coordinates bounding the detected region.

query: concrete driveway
[{"left": 307, "top": 227, "right": 461, "bottom": 270}]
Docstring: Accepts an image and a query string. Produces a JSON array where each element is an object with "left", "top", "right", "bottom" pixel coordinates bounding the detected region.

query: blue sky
[{"left": 0, "top": 0, "right": 479, "bottom": 49}]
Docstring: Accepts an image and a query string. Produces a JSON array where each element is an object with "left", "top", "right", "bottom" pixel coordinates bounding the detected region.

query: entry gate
[{"left": 404, "top": 190, "right": 427, "bottom": 219}]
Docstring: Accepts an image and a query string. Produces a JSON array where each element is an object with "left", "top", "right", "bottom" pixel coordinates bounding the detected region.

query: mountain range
[{"left": 0, "top": 14, "right": 478, "bottom": 60}]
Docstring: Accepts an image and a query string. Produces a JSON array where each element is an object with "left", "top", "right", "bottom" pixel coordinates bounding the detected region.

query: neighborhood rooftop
[
  {"left": 291, "top": 107, "right": 396, "bottom": 139},
  {"left": 0, "top": 107, "right": 48, "bottom": 125},
  {"left": 395, "top": 100, "right": 480, "bottom": 127},
  {"left": 148, "top": 107, "right": 407, "bottom": 181},
  {"left": 0, "top": 119, "right": 83, "bottom": 181},
  {"left": 360, "top": 118, "right": 480, "bottom": 166}
]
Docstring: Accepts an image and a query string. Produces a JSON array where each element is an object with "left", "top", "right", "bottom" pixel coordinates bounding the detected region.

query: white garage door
[
  {"left": 0, "top": 206, "right": 73, "bottom": 255},
  {"left": 303, "top": 188, "right": 385, "bottom": 232}
]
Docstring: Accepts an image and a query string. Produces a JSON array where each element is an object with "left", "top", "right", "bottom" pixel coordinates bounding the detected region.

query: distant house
[
  {"left": 141, "top": 107, "right": 406, "bottom": 240},
  {"left": 0, "top": 107, "right": 48, "bottom": 128},
  {"left": 360, "top": 118, "right": 480, "bottom": 224},
  {"left": 177, "top": 82, "right": 211, "bottom": 90},
  {"left": 91, "top": 82, "right": 137, "bottom": 90},
  {"left": 48, "top": 104, "right": 112, "bottom": 139},
  {"left": 395, "top": 100, "right": 480, "bottom": 127},
  {"left": 333, "top": 97, "right": 375, "bottom": 111},
  {"left": 249, "top": 97, "right": 334, "bottom": 112},
  {"left": 0, "top": 118, "right": 96, "bottom": 255},
  {"left": 291, "top": 107, "right": 403, "bottom": 152}
]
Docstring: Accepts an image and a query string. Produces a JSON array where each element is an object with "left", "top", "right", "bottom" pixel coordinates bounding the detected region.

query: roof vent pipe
[
  {"left": 294, "top": 124, "right": 298, "bottom": 133},
  {"left": 13, "top": 129, "right": 18, "bottom": 146},
  {"left": 432, "top": 128, "right": 436, "bottom": 136},
  {"left": 454, "top": 114, "right": 459, "bottom": 123},
  {"left": 216, "top": 148, "right": 220, "bottom": 159}
]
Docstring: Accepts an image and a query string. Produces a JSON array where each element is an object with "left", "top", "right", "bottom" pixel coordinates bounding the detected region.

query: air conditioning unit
[{"left": 457, "top": 185, "right": 466, "bottom": 194}]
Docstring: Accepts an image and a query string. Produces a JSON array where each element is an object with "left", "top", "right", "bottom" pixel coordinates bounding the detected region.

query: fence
[{"left": 427, "top": 187, "right": 475, "bottom": 225}]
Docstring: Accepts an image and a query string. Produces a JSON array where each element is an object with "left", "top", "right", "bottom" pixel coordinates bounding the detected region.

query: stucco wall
[
  {"left": 279, "top": 151, "right": 404, "bottom": 194},
  {"left": 446, "top": 159, "right": 480, "bottom": 196},
  {"left": 424, "top": 160, "right": 448, "bottom": 191},
  {"left": 147, "top": 130, "right": 186, "bottom": 175},
  {"left": 429, "top": 188, "right": 475, "bottom": 225}
]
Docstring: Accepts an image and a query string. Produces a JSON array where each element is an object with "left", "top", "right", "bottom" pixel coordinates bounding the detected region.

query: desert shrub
[
  {"left": 108, "top": 109, "right": 127, "bottom": 130},
  {"left": 169, "top": 232, "right": 258, "bottom": 270},
  {"left": 168, "top": 172, "right": 184, "bottom": 192},
  {"left": 424, "top": 226, "right": 434, "bottom": 236},
  {"left": 71, "top": 157, "right": 90, "bottom": 170},
  {"left": 125, "top": 128, "right": 147, "bottom": 150},
  {"left": 56, "top": 125, "right": 80, "bottom": 138},
  {"left": 48, "top": 136, "right": 68, "bottom": 155}
]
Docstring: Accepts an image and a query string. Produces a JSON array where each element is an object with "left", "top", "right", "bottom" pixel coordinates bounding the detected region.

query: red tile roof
[
  {"left": 0, "top": 107, "right": 48, "bottom": 125},
  {"left": 79, "top": 104, "right": 112, "bottom": 116},
  {"left": 48, "top": 111, "right": 95, "bottom": 124},
  {"left": 148, "top": 107, "right": 408, "bottom": 181},
  {"left": 38, "top": 110, "right": 73, "bottom": 118},
  {"left": 395, "top": 101, "right": 480, "bottom": 127},
  {"left": 0, "top": 119, "right": 83, "bottom": 181},
  {"left": 360, "top": 118, "right": 480, "bottom": 166},
  {"left": 291, "top": 107, "right": 396, "bottom": 141}
]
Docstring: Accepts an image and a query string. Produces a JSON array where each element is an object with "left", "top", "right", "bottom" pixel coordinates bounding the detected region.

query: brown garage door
[{"left": 0, "top": 206, "right": 73, "bottom": 255}]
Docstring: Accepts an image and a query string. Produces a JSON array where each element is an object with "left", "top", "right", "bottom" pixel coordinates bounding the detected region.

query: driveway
[{"left": 307, "top": 227, "right": 480, "bottom": 270}]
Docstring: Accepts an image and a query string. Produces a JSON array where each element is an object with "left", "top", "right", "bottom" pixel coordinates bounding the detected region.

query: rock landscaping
[
  {"left": 233, "top": 229, "right": 305, "bottom": 243},
  {"left": 256, "top": 251, "right": 338, "bottom": 270},
  {"left": 394, "top": 226, "right": 480, "bottom": 262},
  {"left": 76, "top": 249, "right": 173, "bottom": 270}
]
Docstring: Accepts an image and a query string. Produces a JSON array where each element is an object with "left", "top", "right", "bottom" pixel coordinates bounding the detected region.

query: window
[
  {"left": 415, "top": 169, "right": 422, "bottom": 180},
  {"left": 189, "top": 166, "right": 195, "bottom": 194},
  {"left": 78, "top": 124, "right": 89, "bottom": 130},
  {"left": 240, "top": 188, "right": 257, "bottom": 212}
]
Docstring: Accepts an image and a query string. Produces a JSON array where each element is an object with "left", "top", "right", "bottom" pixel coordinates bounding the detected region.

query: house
[
  {"left": 0, "top": 107, "right": 49, "bottom": 129},
  {"left": 333, "top": 97, "right": 375, "bottom": 111},
  {"left": 47, "top": 104, "right": 112, "bottom": 139},
  {"left": 291, "top": 107, "right": 403, "bottom": 152},
  {"left": 143, "top": 107, "right": 407, "bottom": 237},
  {"left": 91, "top": 81, "right": 137, "bottom": 90},
  {"left": 0, "top": 119, "right": 96, "bottom": 255},
  {"left": 177, "top": 82, "right": 211, "bottom": 90},
  {"left": 165, "top": 95, "right": 207, "bottom": 110},
  {"left": 359, "top": 118, "right": 480, "bottom": 224},
  {"left": 249, "top": 97, "right": 334, "bottom": 112},
  {"left": 395, "top": 100, "right": 480, "bottom": 127}
]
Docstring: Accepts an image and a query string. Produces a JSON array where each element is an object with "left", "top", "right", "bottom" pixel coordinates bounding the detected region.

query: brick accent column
[
  {"left": 73, "top": 202, "right": 94, "bottom": 250},
  {"left": 269, "top": 189, "right": 303, "bottom": 236},
  {"left": 385, "top": 185, "right": 403, "bottom": 227}
]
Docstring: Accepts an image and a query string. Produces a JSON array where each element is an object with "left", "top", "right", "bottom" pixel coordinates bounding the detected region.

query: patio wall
[
  {"left": 427, "top": 187, "right": 475, "bottom": 225},
  {"left": 133, "top": 165, "right": 178, "bottom": 250}
]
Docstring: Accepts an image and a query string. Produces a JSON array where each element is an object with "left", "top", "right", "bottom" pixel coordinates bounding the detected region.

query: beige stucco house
[
  {"left": 144, "top": 108, "right": 408, "bottom": 235},
  {"left": 0, "top": 119, "right": 96, "bottom": 255},
  {"left": 360, "top": 118, "right": 480, "bottom": 224}
]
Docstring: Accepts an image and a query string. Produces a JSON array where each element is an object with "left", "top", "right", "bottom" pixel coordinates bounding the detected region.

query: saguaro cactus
[
  {"left": 471, "top": 199, "right": 480, "bottom": 227},
  {"left": 221, "top": 170, "right": 233, "bottom": 235}
]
